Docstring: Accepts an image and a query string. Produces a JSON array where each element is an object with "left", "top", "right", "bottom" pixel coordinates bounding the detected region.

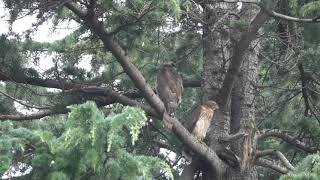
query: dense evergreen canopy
[{"left": 0, "top": 0, "right": 320, "bottom": 179}]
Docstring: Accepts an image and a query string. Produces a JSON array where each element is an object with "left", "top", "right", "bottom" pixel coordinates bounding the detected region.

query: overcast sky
[
  {"left": 0, "top": 6, "right": 78, "bottom": 177},
  {"left": 0, "top": 1, "right": 76, "bottom": 42},
  {"left": 0, "top": 3, "right": 73, "bottom": 178},
  {"left": 0, "top": 0, "right": 82, "bottom": 73}
]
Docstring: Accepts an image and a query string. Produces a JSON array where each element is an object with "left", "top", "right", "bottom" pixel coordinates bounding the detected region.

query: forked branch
[
  {"left": 255, "top": 158, "right": 290, "bottom": 174},
  {"left": 218, "top": 1, "right": 274, "bottom": 109},
  {"left": 255, "top": 149, "right": 294, "bottom": 170}
]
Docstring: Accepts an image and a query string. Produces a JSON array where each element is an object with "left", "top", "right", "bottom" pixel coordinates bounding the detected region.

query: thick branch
[
  {"left": 0, "top": 71, "right": 198, "bottom": 121},
  {"left": 217, "top": 0, "right": 319, "bottom": 109},
  {"left": 257, "top": 129, "right": 320, "bottom": 153},
  {"left": 169, "top": 115, "right": 225, "bottom": 175},
  {"left": 0, "top": 86, "right": 159, "bottom": 121},
  {"left": 255, "top": 158, "right": 289, "bottom": 174},
  {"left": 2, "top": 95, "right": 225, "bottom": 175},
  {"left": 182, "top": 78, "right": 201, "bottom": 87},
  {"left": 65, "top": 1, "right": 165, "bottom": 115},
  {"left": 0, "top": 71, "right": 82, "bottom": 90},
  {"left": 0, "top": 70, "right": 200, "bottom": 105},
  {"left": 255, "top": 149, "right": 294, "bottom": 170},
  {"left": 64, "top": 1, "right": 225, "bottom": 173},
  {"left": 218, "top": 3, "right": 272, "bottom": 110}
]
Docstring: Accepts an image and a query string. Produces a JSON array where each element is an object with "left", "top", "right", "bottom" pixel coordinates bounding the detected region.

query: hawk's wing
[
  {"left": 181, "top": 104, "right": 202, "bottom": 132},
  {"left": 156, "top": 67, "right": 183, "bottom": 115},
  {"left": 156, "top": 71, "right": 176, "bottom": 114},
  {"left": 166, "top": 70, "right": 183, "bottom": 104},
  {"left": 191, "top": 106, "right": 214, "bottom": 140}
]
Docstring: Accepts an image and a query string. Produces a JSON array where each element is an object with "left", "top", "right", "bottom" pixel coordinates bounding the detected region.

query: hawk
[
  {"left": 182, "top": 101, "right": 219, "bottom": 141},
  {"left": 156, "top": 62, "right": 183, "bottom": 117}
]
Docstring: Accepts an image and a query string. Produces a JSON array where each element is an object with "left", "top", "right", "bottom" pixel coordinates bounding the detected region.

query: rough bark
[
  {"left": 228, "top": 3, "right": 260, "bottom": 179},
  {"left": 199, "top": 2, "right": 265, "bottom": 179},
  {"left": 201, "top": 3, "right": 236, "bottom": 180}
]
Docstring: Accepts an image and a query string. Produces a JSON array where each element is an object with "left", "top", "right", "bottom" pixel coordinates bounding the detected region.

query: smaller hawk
[
  {"left": 182, "top": 101, "right": 219, "bottom": 141},
  {"left": 156, "top": 62, "right": 183, "bottom": 117}
]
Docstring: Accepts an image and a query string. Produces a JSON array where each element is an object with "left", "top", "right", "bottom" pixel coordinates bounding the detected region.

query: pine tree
[{"left": 0, "top": 0, "right": 320, "bottom": 179}]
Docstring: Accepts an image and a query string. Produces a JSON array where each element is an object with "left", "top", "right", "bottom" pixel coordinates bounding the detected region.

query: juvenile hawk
[
  {"left": 156, "top": 62, "right": 183, "bottom": 117},
  {"left": 182, "top": 101, "right": 219, "bottom": 141}
]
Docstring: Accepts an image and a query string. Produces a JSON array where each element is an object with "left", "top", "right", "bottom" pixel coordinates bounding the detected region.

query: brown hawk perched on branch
[
  {"left": 156, "top": 62, "right": 183, "bottom": 117},
  {"left": 182, "top": 101, "right": 219, "bottom": 141}
]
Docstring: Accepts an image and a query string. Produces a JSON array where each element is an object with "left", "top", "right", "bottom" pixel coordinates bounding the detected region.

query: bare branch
[
  {"left": 0, "top": 70, "right": 83, "bottom": 90},
  {"left": 81, "top": 87, "right": 160, "bottom": 118},
  {"left": 255, "top": 149, "right": 294, "bottom": 170},
  {"left": 169, "top": 115, "right": 225, "bottom": 174},
  {"left": 0, "top": 109, "right": 67, "bottom": 121},
  {"left": 218, "top": 0, "right": 320, "bottom": 23},
  {"left": 260, "top": 6, "right": 320, "bottom": 23},
  {"left": 255, "top": 158, "right": 290, "bottom": 174},
  {"left": 256, "top": 129, "right": 320, "bottom": 153},
  {"left": 0, "top": 86, "right": 159, "bottom": 121},
  {"left": 0, "top": 90, "right": 50, "bottom": 109},
  {"left": 219, "top": 132, "right": 248, "bottom": 142}
]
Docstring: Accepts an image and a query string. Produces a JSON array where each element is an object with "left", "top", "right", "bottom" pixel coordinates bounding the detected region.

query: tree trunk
[
  {"left": 202, "top": 3, "right": 233, "bottom": 179},
  {"left": 201, "top": 3, "right": 260, "bottom": 180},
  {"left": 229, "top": 4, "right": 261, "bottom": 179},
  {"left": 227, "top": 35, "right": 260, "bottom": 180}
]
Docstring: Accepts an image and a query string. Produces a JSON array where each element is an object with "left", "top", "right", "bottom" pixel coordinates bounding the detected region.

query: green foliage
[
  {"left": 231, "top": 20, "right": 250, "bottom": 30},
  {"left": 48, "top": 172, "right": 69, "bottom": 180},
  {"left": 1, "top": 0, "right": 320, "bottom": 179},
  {"left": 301, "top": 1, "right": 320, "bottom": 17},
  {"left": 0, "top": 121, "right": 38, "bottom": 176},
  {"left": 0, "top": 102, "right": 172, "bottom": 179},
  {"left": 0, "top": 85, "right": 15, "bottom": 114},
  {"left": 0, "top": 156, "right": 11, "bottom": 175},
  {"left": 280, "top": 154, "right": 320, "bottom": 180},
  {"left": 105, "top": 105, "right": 147, "bottom": 151},
  {"left": 105, "top": 150, "right": 173, "bottom": 180},
  {"left": 0, "top": 35, "right": 24, "bottom": 70},
  {"left": 288, "top": 0, "right": 299, "bottom": 15},
  {"left": 256, "top": 2, "right": 320, "bottom": 179}
]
